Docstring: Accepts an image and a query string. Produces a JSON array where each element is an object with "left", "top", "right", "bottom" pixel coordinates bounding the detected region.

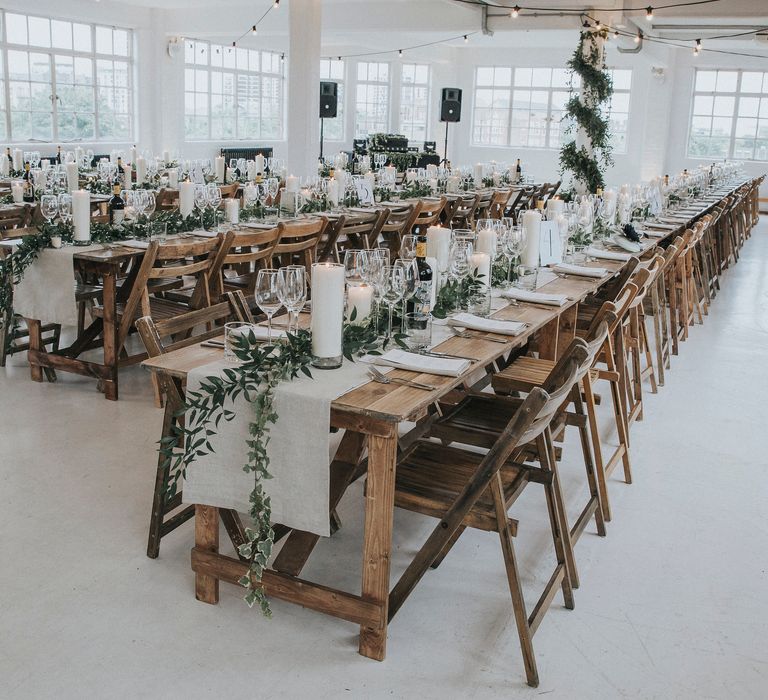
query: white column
[{"left": 287, "top": 0, "right": 322, "bottom": 178}]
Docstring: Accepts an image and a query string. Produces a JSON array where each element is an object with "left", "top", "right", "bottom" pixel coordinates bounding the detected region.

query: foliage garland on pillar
[{"left": 559, "top": 27, "right": 614, "bottom": 194}]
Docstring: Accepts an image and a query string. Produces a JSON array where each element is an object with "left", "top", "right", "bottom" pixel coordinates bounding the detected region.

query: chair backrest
[
  {"left": 447, "top": 194, "right": 480, "bottom": 228},
  {"left": 337, "top": 209, "right": 388, "bottom": 251},
  {"left": 272, "top": 217, "right": 327, "bottom": 273},
  {"left": 0, "top": 204, "right": 31, "bottom": 231},
  {"left": 412, "top": 197, "right": 446, "bottom": 235},
  {"left": 219, "top": 183, "right": 240, "bottom": 199},
  {"left": 380, "top": 202, "right": 422, "bottom": 256},
  {"left": 488, "top": 189, "right": 512, "bottom": 220},
  {"left": 473, "top": 190, "right": 494, "bottom": 219},
  {"left": 594, "top": 256, "right": 640, "bottom": 304},
  {"left": 156, "top": 188, "right": 179, "bottom": 211},
  {"left": 209, "top": 226, "right": 281, "bottom": 298}
]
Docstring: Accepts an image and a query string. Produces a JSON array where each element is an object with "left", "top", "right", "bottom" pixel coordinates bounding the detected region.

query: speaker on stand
[
  {"left": 439, "top": 87, "right": 462, "bottom": 166},
  {"left": 319, "top": 81, "right": 338, "bottom": 162}
]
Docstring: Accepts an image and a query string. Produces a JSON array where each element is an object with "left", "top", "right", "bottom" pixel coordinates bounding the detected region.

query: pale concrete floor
[{"left": 2, "top": 220, "right": 767, "bottom": 699}]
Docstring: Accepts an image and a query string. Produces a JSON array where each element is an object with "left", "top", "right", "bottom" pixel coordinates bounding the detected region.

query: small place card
[
  {"left": 354, "top": 178, "right": 374, "bottom": 205},
  {"left": 539, "top": 221, "right": 561, "bottom": 265}
]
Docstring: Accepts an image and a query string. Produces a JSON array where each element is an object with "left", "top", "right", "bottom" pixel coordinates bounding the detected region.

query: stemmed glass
[
  {"left": 193, "top": 185, "right": 208, "bottom": 229},
  {"left": 277, "top": 265, "right": 307, "bottom": 334},
  {"left": 399, "top": 234, "right": 417, "bottom": 261},
  {"left": 448, "top": 239, "right": 472, "bottom": 281},
  {"left": 40, "top": 194, "right": 58, "bottom": 224},
  {"left": 501, "top": 226, "right": 523, "bottom": 288},
  {"left": 255, "top": 269, "right": 283, "bottom": 343},
  {"left": 58, "top": 194, "right": 72, "bottom": 225},
  {"left": 206, "top": 184, "right": 223, "bottom": 228},
  {"left": 380, "top": 264, "right": 407, "bottom": 339},
  {"left": 344, "top": 249, "right": 369, "bottom": 286},
  {"left": 143, "top": 190, "right": 156, "bottom": 219},
  {"left": 395, "top": 258, "right": 418, "bottom": 330}
]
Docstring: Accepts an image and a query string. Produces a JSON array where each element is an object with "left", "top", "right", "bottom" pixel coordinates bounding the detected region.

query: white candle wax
[
  {"left": 286, "top": 175, "right": 299, "bottom": 193},
  {"left": 179, "top": 180, "right": 195, "bottom": 218},
  {"left": 72, "top": 190, "right": 91, "bottom": 244},
  {"left": 521, "top": 210, "right": 542, "bottom": 267},
  {"left": 246, "top": 161, "right": 257, "bottom": 181},
  {"left": 492, "top": 172, "right": 502, "bottom": 186},
  {"left": 475, "top": 228, "right": 497, "bottom": 257},
  {"left": 473, "top": 163, "right": 484, "bottom": 184},
  {"left": 328, "top": 179, "right": 340, "bottom": 206},
  {"left": 470, "top": 252, "right": 491, "bottom": 289},
  {"left": 254, "top": 154, "right": 265, "bottom": 176},
  {"left": 384, "top": 165, "right": 397, "bottom": 182},
  {"left": 346, "top": 283, "right": 373, "bottom": 324},
  {"left": 167, "top": 168, "right": 179, "bottom": 188},
  {"left": 162, "top": 150, "right": 171, "bottom": 164},
  {"left": 0, "top": 156, "right": 9, "bottom": 178},
  {"left": 364, "top": 172, "right": 376, "bottom": 191},
  {"left": 446, "top": 176, "right": 460, "bottom": 193},
  {"left": 426, "top": 225, "right": 451, "bottom": 272},
  {"left": 12, "top": 149, "right": 23, "bottom": 171},
  {"left": 66, "top": 162, "right": 79, "bottom": 193},
  {"left": 129, "top": 146, "right": 137, "bottom": 165},
  {"left": 311, "top": 263, "right": 345, "bottom": 360},
  {"left": 41, "top": 159, "right": 50, "bottom": 171},
  {"left": 11, "top": 182, "right": 23, "bottom": 203},
  {"left": 136, "top": 157, "right": 147, "bottom": 185},
  {"left": 214, "top": 156, "right": 226, "bottom": 183},
  {"left": 225, "top": 198, "right": 239, "bottom": 224},
  {"left": 333, "top": 169, "right": 346, "bottom": 188},
  {"left": 426, "top": 164, "right": 438, "bottom": 178},
  {"left": 546, "top": 198, "right": 565, "bottom": 218}
]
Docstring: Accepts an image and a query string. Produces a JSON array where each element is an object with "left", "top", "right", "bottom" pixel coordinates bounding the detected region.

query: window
[
  {"left": 0, "top": 11, "right": 133, "bottom": 142},
  {"left": 399, "top": 63, "right": 430, "bottom": 143},
  {"left": 689, "top": 69, "right": 768, "bottom": 161},
  {"left": 355, "top": 61, "right": 389, "bottom": 137},
  {"left": 472, "top": 67, "right": 579, "bottom": 149},
  {"left": 320, "top": 58, "right": 344, "bottom": 141},
  {"left": 184, "top": 40, "right": 285, "bottom": 141},
  {"left": 604, "top": 69, "right": 632, "bottom": 153}
]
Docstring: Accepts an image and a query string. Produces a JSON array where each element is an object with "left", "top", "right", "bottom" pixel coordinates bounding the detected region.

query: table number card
[
  {"left": 539, "top": 221, "right": 562, "bottom": 265},
  {"left": 354, "top": 177, "right": 374, "bottom": 205}
]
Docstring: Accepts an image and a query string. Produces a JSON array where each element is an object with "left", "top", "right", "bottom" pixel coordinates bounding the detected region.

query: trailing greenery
[
  {"left": 559, "top": 28, "right": 614, "bottom": 194},
  {"left": 431, "top": 272, "right": 485, "bottom": 319},
  {"left": 160, "top": 316, "right": 390, "bottom": 614},
  {"left": 400, "top": 180, "right": 433, "bottom": 199}
]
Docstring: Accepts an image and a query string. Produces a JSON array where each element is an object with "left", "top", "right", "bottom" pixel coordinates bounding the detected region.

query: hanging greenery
[{"left": 559, "top": 27, "right": 614, "bottom": 194}]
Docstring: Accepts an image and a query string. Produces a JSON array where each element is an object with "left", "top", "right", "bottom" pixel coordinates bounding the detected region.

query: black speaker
[
  {"left": 320, "top": 81, "right": 338, "bottom": 118},
  {"left": 440, "top": 88, "right": 462, "bottom": 122}
]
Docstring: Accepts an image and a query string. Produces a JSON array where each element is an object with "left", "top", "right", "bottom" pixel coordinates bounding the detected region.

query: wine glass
[
  {"left": 501, "top": 226, "right": 523, "bottom": 288},
  {"left": 40, "top": 194, "right": 58, "bottom": 224},
  {"left": 142, "top": 190, "right": 156, "bottom": 219},
  {"left": 57, "top": 194, "right": 72, "bottom": 225},
  {"left": 277, "top": 265, "right": 307, "bottom": 334},
  {"left": 255, "top": 269, "right": 283, "bottom": 343},
  {"left": 207, "top": 183, "right": 222, "bottom": 215},
  {"left": 380, "top": 264, "right": 406, "bottom": 339},
  {"left": 344, "top": 249, "right": 369, "bottom": 286},
  {"left": 193, "top": 184, "right": 208, "bottom": 229},
  {"left": 395, "top": 257, "right": 418, "bottom": 330},
  {"left": 449, "top": 239, "right": 472, "bottom": 281},
  {"left": 399, "top": 234, "right": 417, "bottom": 261}
]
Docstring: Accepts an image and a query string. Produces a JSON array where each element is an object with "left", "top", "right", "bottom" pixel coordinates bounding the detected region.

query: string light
[
  {"left": 251, "top": 25, "right": 257, "bottom": 36},
  {"left": 646, "top": 6, "right": 654, "bottom": 20},
  {"left": 398, "top": 49, "right": 403, "bottom": 56},
  {"left": 694, "top": 38, "right": 702, "bottom": 54},
  {"left": 273, "top": 0, "right": 280, "bottom": 7},
  {"left": 511, "top": 5, "right": 520, "bottom": 18},
  {"left": 634, "top": 30, "right": 643, "bottom": 44},
  {"left": 463, "top": 34, "right": 469, "bottom": 42}
]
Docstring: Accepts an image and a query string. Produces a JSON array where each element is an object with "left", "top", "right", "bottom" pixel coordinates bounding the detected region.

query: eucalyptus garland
[{"left": 559, "top": 28, "right": 614, "bottom": 194}]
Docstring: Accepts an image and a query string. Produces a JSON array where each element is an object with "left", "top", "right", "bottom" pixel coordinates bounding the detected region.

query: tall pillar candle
[
  {"left": 521, "top": 210, "right": 542, "bottom": 267},
  {"left": 254, "top": 154, "right": 265, "bottom": 176},
  {"left": 135, "top": 157, "right": 147, "bottom": 185},
  {"left": 129, "top": 146, "right": 137, "bottom": 166},
  {"left": 470, "top": 252, "right": 491, "bottom": 289},
  {"left": 346, "top": 283, "right": 373, "bottom": 324},
  {"left": 225, "top": 198, "right": 240, "bottom": 224},
  {"left": 285, "top": 174, "right": 300, "bottom": 193},
  {"left": 446, "top": 175, "right": 460, "bottom": 193},
  {"left": 546, "top": 198, "right": 565, "bottom": 219},
  {"left": 246, "top": 160, "right": 257, "bottom": 181},
  {"left": 0, "top": 155, "right": 9, "bottom": 177},
  {"left": 383, "top": 165, "right": 396, "bottom": 184},
  {"left": 214, "top": 156, "right": 226, "bottom": 183},
  {"left": 66, "top": 162, "right": 79, "bottom": 193},
  {"left": 41, "top": 159, "right": 50, "bottom": 171},
  {"left": 328, "top": 178, "right": 340, "bottom": 206},
  {"left": 12, "top": 148, "right": 23, "bottom": 172},
  {"left": 167, "top": 168, "right": 179, "bottom": 188},
  {"left": 11, "top": 182, "right": 23, "bottom": 203},
  {"left": 475, "top": 228, "right": 497, "bottom": 257},
  {"left": 473, "top": 163, "right": 484, "bottom": 184},
  {"left": 162, "top": 150, "right": 171, "bottom": 164},
  {"left": 426, "top": 225, "right": 451, "bottom": 273},
  {"left": 179, "top": 180, "right": 195, "bottom": 218},
  {"left": 310, "top": 262, "right": 345, "bottom": 368},
  {"left": 72, "top": 190, "right": 91, "bottom": 245}
]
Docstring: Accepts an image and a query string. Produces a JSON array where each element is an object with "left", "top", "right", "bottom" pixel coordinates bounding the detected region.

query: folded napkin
[
  {"left": 645, "top": 222, "right": 678, "bottom": 230},
  {"left": 500, "top": 289, "right": 568, "bottom": 306},
  {"left": 121, "top": 239, "right": 150, "bottom": 249},
  {"left": 585, "top": 247, "right": 632, "bottom": 262},
  {"left": 240, "top": 324, "right": 287, "bottom": 341},
  {"left": 637, "top": 228, "right": 668, "bottom": 238},
  {"left": 552, "top": 263, "right": 607, "bottom": 278},
  {"left": 449, "top": 312, "right": 527, "bottom": 336},
  {"left": 194, "top": 229, "right": 220, "bottom": 238},
  {"left": 366, "top": 348, "right": 469, "bottom": 377},
  {"left": 0, "top": 238, "right": 23, "bottom": 247}
]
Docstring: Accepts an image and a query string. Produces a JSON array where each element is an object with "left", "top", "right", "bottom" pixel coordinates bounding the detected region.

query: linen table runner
[{"left": 183, "top": 357, "right": 374, "bottom": 537}]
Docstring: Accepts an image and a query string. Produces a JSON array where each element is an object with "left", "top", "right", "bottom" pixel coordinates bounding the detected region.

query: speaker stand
[
  {"left": 440, "top": 121, "right": 450, "bottom": 167},
  {"left": 319, "top": 117, "right": 325, "bottom": 163}
]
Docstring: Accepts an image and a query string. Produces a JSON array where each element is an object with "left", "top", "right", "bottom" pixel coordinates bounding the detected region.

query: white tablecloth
[
  {"left": 13, "top": 244, "right": 102, "bottom": 327},
  {"left": 183, "top": 357, "right": 374, "bottom": 537}
]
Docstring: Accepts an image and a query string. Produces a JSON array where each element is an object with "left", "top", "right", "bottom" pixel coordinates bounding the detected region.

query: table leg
[
  {"left": 101, "top": 270, "right": 118, "bottom": 401},
  {"left": 358, "top": 430, "right": 397, "bottom": 661},
  {"left": 195, "top": 504, "right": 220, "bottom": 604},
  {"left": 26, "top": 318, "right": 43, "bottom": 382}
]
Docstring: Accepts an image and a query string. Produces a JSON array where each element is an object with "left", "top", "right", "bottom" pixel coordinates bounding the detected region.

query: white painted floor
[{"left": 2, "top": 220, "right": 767, "bottom": 699}]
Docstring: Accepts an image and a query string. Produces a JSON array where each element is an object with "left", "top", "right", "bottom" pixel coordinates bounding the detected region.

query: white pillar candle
[
  {"left": 311, "top": 262, "right": 345, "bottom": 362},
  {"left": 473, "top": 163, "right": 484, "bottom": 184},
  {"left": 333, "top": 169, "right": 346, "bottom": 189},
  {"left": 446, "top": 176, "right": 460, "bottom": 194},
  {"left": 426, "top": 163, "right": 438, "bottom": 178},
  {"left": 428, "top": 178, "right": 438, "bottom": 193},
  {"left": 135, "top": 157, "right": 147, "bottom": 185},
  {"left": 129, "top": 146, "right": 137, "bottom": 165},
  {"left": 384, "top": 165, "right": 396, "bottom": 182},
  {"left": 0, "top": 155, "right": 9, "bottom": 177},
  {"left": 247, "top": 160, "right": 257, "bottom": 181},
  {"left": 492, "top": 172, "right": 502, "bottom": 186},
  {"left": 214, "top": 156, "right": 226, "bottom": 183},
  {"left": 286, "top": 174, "right": 300, "bottom": 193},
  {"left": 72, "top": 190, "right": 91, "bottom": 244},
  {"left": 179, "top": 180, "right": 195, "bottom": 218},
  {"left": 521, "top": 210, "right": 542, "bottom": 268},
  {"left": 328, "top": 178, "right": 340, "bottom": 206},
  {"left": 364, "top": 172, "right": 376, "bottom": 192},
  {"left": 12, "top": 149, "right": 23, "bottom": 171},
  {"left": 167, "top": 168, "right": 179, "bottom": 188},
  {"left": 470, "top": 252, "right": 491, "bottom": 289},
  {"left": 11, "top": 182, "right": 23, "bottom": 203},
  {"left": 346, "top": 283, "right": 373, "bottom": 324},
  {"left": 225, "top": 198, "right": 240, "bottom": 224},
  {"left": 74, "top": 146, "right": 84, "bottom": 164},
  {"left": 426, "top": 225, "right": 451, "bottom": 272},
  {"left": 66, "top": 162, "right": 79, "bottom": 193},
  {"left": 162, "top": 150, "right": 171, "bottom": 164},
  {"left": 475, "top": 228, "right": 497, "bottom": 257},
  {"left": 40, "top": 159, "right": 50, "bottom": 171},
  {"left": 546, "top": 198, "right": 565, "bottom": 219},
  {"left": 254, "top": 154, "right": 265, "bottom": 176}
]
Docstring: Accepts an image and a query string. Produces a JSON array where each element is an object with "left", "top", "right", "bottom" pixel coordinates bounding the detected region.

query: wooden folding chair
[
  {"left": 389, "top": 341, "right": 588, "bottom": 687},
  {"left": 446, "top": 193, "right": 480, "bottom": 229},
  {"left": 334, "top": 209, "right": 388, "bottom": 256},
  {"left": 209, "top": 226, "right": 281, "bottom": 300},
  {"left": 488, "top": 189, "right": 513, "bottom": 220},
  {"left": 410, "top": 197, "right": 446, "bottom": 236},
  {"left": 379, "top": 202, "right": 422, "bottom": 259},
  {"left": 272, "top": 217, "right": 327, "bottom": 276},
  {"left": 136, "top": 290, "right": 253, "bottom": 559}
]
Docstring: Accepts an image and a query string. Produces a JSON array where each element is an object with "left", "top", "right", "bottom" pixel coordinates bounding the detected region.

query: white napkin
[
  {"left": 365, "top": 348, "right": 470, "bottom": 377},
  {"left": 0, "top": 238, "right": 23, "bottom": 247},
  {"left": 235, "top": 324, "right": 287, "bottom": 341},
  {"left": 585, "top": 247, "right": 632, "bottom": 262},
  {"left": 500, "top": 289, "right": 568, "bottom": 306},
  {"left": 121, "top": 239, "right": 150, "bottom": 249},
  {"left": 637, "top": 228, "right": 668, "bottom": 238},
  {"left": 552, "top": 263, "right": 607, "bottom": 278},
  {"left": 449, "top": 312, "right": 527, "bottom": 336},
  {"left": 645, "top": 222, "right": 678, "bottom": 231},
  {"left": 193, "top": 229, "right": 220, "bottom": 238}
]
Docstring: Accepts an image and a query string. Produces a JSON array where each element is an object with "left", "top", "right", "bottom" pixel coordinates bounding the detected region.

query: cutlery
[
  {"left": 201, "top": 339, "right": 225, "bottom": 348},
  {"left": 419, "top": 349, "right": 475, "bottom": 361},
  {"left": 449, "top": 327, "right": 510, "bottom": 344},
  {"left": 367, "top": 366, "right": 437, "bottom": 391}
]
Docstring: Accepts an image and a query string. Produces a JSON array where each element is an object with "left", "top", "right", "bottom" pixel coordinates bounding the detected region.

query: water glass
[
  {"left": 224, "top": 322, "right": 257, "bottom": 361},
  {"left": 403, "top": 312, "right": 432, "bottom": 350},
  {"left": 343, "top": 249, "right": 369, "bottom": 286},
  {"left": 149, "top": 221, "right": 168, "bottom": 242},
  {"left": 515, "top": 265, "right": 539, "bottom": 291}
]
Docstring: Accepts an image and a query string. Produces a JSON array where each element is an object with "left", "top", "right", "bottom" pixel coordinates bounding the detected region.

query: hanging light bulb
[
  {"left": 251, "top": 25, "right": 257, "bottom": 36},
  {"left": 511, "top": 5, "right": 520, "bottom": 18},
  {"left": 634, "top": 30, "right": 642, "bottom": 44},
  {"left": 646, "top": 6, "right": 654, "bottom": 21},
  {"left": 274, "top": 0, "right": 280, "bottom": 7},
  {"left": 694, "top": 38, "right": 702, "bottom": 55},
  {"left": 595, "top": 20, "right": 603, "bottom": 31},
  {"left": 280, "top": 53, "right": 285, "bottom": 61},
  {"left": 463, "top": 34, "right": 469, "bottom": 43},
  {"left": 614, "top": 30, "right": 620, "bottom": 39},
  {"left": 398, "top": 49, "right": 403, "bottom": 57}
]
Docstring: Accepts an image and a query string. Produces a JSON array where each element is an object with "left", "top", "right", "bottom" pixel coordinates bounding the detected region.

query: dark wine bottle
[
  {"left": 56, "top": 146, "right": 62, "bottom": 165},
  {"left": 109, "top": 184, "right": 125, "bottom": 225},
  {"left": 22, "top": 163, "right": 34, "bottom": 202},
  {"left": 411, "top": 236, "right": 434, "bottom": 315}
]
